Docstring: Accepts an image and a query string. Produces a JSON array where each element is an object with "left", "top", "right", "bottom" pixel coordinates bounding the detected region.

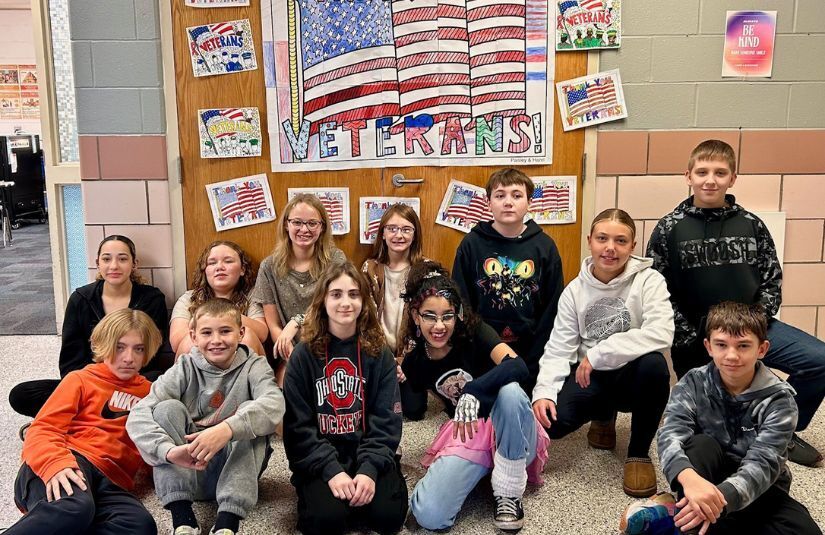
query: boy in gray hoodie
[
  {"left": 649, "top": 302, "right": 820, "bottom": 535},
  {"left": 127, "top": 299, "right": 285, "bottom": 535}
]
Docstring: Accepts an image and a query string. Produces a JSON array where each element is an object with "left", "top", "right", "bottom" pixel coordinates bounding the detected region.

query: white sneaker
[
  {"left": 173, "top": 526, "right": 200, "bottom": 535},
  {"left": 209, "top": 529, "right": 235, "bottom": 535}
]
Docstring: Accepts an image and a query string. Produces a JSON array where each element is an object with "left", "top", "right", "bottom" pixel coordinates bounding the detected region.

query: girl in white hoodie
[{"left": 532, "top": 209, "right": 675, "bottom": 499}]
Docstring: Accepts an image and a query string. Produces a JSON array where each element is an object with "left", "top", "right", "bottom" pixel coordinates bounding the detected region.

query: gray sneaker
[{"left": 493, "top": 496, "right": 524, "bottom": 532}]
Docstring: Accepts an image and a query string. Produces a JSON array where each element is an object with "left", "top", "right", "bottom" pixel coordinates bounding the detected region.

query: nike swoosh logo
[{"left": 101, "top": 404, "right": 131, "bottom": 419}]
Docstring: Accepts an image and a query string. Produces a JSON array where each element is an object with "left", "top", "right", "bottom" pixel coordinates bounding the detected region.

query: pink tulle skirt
[{"left": 419, "top": 416, "right": 551, "bottom": 484}]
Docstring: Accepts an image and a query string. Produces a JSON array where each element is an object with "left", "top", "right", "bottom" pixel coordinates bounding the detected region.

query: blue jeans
[
  {"left": 764, "top": 319, "right": 825, "bottom": 430},
  {"left": 409, "top": 383, "right": 537, "bottom": 530}
]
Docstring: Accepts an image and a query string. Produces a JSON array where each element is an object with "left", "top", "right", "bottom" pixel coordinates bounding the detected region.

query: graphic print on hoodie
[
  {"left": 316, "top": 356, "right": 364, "bottom": 435},
  {"left": 477, "top": 255, "right": 539, "bottom": 312}
]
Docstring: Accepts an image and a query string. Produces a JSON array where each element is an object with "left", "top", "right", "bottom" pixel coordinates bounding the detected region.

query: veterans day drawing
[
  {"left": 261, "top": 0, "right": 555, "bottom": 170},
  {"left": 556, "top": 0, "right": 620, "bottom": 51},
  {"left": 198, "top": 107, "right": 262, "bottom": 158},
  {"left": 187, "top": 19, "right": 258, "bottom": 77}
]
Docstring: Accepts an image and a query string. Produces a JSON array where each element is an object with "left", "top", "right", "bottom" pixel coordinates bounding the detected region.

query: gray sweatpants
[{"left": 151, "top": 399, "right": 270, "bottom": 517}]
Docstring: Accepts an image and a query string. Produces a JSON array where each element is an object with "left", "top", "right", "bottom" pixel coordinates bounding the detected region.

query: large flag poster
[{"left": 261, "top": 0, "right": 555, "bottom": 171}]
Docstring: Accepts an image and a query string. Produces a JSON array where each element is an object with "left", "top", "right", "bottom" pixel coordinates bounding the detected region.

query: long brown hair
[
  {"left": 95, "top": 235, "right": 145, "bottom": 284},
  {"left": 270, "top": 193, "right": 336, "bottom": 279},
  {"left": 301, "top": 262, "right": 386, "bottom": 358},
  {"left": 368, "top": 203, "right": 424, "bottom": 265},
  {"left": 189, "top": 240, "right": 255, "bottom": 315}
]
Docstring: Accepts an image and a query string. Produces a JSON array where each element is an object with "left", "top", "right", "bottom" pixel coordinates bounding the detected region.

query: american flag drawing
[
  {"left": 321, "top": 196, "right": 346, "bottom": 229},
  {"left": 530, "top": 183, "right": 570, "bottom": 212},
  {"left": 298, "top": 0, "right": 400, "bottom": 133},
  {"left": 210, "top": 22, "right": 236, "bottom": 36},
  {"left": 586, "top": 77, "right": 617, "bottom": 108},
  {"left": 443, "top": 188, "right": 493, "bottom": 225},
  {"left": 208, "top": 174, "right": 276, "bottom": 231},
  {"left": 565, "top": 84, "right": 590, "bottom": 117},
  {"left": 365, "top": 204, "right": 387, "bottom": 241},
  {"left": 201, "top": 108, "right": 247, "bottom": 138},
  {"left": 217, "top": 187, "right": 244, "bottom": 220}
]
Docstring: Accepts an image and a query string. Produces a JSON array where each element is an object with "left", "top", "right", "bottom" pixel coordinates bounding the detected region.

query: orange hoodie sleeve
[{"left": 22, "top": 373, "right": 84, "bottom": 484}]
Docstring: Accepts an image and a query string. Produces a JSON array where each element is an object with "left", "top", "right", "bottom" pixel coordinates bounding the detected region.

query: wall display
[
  {"left": 187, "top": 19, "right": 258, "bottom": 77},
  {"left": 288, "top": 187, "right": 351, "bottom": 235},
  {"left": 0, "top": 65, "right": 38, "bottom": 121},
  {"left": 435, "top": 179, "right": 494, "bottom": 234},
  {"left": 556, "top": 0, "right": 620, "bottom": 51},
  {"left": 206, "top": 174, "right": 276, "bottom": 231},
  {"left": 556, "top": 69, "right": 626, "bottom": 131},
  {"left": 261, "top": 0, "right": 555, "bottom": 171},
  {"left": 527, "top": 175, "right": 576, "bottom": 224},
  {"left": 198, "top": 107, "right": 262, "bottom": 158},
  {"left": 186, "top": 0, "right": 250, "bottom": 6},
  {"left": 360, "top": 197, "right": 421, "bottom": 244},
  {"left": 722, "top": 11, "right": 776, "bottom": 78}
]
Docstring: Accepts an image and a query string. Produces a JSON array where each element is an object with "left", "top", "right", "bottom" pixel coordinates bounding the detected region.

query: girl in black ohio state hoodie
[{"left": 283, "top": 262, "right": 407, "bottom": 535}]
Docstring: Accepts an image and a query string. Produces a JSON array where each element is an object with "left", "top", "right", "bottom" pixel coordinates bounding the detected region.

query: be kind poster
[{"left": 722, "top": 11, "right": 776, "bottom": 78}]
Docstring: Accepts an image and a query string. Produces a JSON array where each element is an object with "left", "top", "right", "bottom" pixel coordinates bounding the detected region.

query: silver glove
[{"left": 453, "top": 393, "right": 480, "bottom": 424}]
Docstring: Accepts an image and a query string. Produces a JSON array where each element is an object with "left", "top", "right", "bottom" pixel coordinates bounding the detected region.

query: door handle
[{"left": 391, "top": 173, "right": 424, "bottom": 188}]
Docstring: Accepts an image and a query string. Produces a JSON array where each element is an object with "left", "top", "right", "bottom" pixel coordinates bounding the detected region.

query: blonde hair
[
  {"left": 485, "top": 168, "right": 534, "bottom": 198},
  {"left": 191, "top": 298, "right": 243, "bottom": 330},
  {"left": 589, "top": 208, "right": 636, "bottom": 240},
  {"left": 302, "top": 262, "right": 386, "bottom": 358},
  {"left": 368, "top": 203, "right": 424, "bottom": 265},
  {"left": 688, "top": 139, "right": 737, "bottom": 174},
  {"left": 271, "top": 193, "right": 336, "bottom": 279},
  {"left": 95, "top": 235, "right": 145, "bottom": 284},
  {"left": 90, "top": 309, "right": 161, "bottom": 365},
  {"left": 189, "top": 240, "right": 255, "bottom": 315}
]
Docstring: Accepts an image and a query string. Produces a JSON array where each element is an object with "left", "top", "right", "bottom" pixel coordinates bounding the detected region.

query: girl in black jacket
[
  {"left": 9, "top": 235, "right": 171, "bottom": 420},
  {"left": 283, "top": 262, "right": 407, "bottom": 535}
]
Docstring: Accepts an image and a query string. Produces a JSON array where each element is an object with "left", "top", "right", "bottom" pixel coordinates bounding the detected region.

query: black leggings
[
  {"left": 8, "top": 452, "right": 156, "bottom": 535},
  {"left": 674, "top": 435, "right": 821, "bottom": 535},
  {"left": 546, "top": 352, "right": 671, "bottom": 458},
  {"left": 293, "top": 460, "right": 408, "bottom": 535}
]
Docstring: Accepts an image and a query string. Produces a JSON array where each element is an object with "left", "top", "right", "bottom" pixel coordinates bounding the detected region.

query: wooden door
[{"left": 172, "top": 3, "right": 586, "bottom": 285}]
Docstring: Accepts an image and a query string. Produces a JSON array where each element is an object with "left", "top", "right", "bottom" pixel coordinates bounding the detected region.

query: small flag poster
[
  {"left": 206, "top": 174, "right": 276, "bottom": 231},
  {"left": 359, "top": 197, "right": 420, "bottom": 244}
]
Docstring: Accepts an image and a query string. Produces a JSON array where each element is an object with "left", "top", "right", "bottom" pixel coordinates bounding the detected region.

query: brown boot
[
  {"left": 623, "top": 457, "right": 657, "bottom": 498},
  {"left": 587, "top": 419, "right": 616, "bottom": 450}
]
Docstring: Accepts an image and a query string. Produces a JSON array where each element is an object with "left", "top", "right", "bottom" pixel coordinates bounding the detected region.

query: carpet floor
[
  {"left": 0, "top": 222, "right": 56, "bottom": 335},
  {"left": 0, "top": 335, "right": 822, "bottom": 534}
]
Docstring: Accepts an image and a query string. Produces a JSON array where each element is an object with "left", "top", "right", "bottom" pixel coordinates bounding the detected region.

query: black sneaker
[
  {"left": 493, "top": 496, "right": 524, "bottom": 532},
  {"left": 787, "top": 433, "right": 823, "bottom": 467}
]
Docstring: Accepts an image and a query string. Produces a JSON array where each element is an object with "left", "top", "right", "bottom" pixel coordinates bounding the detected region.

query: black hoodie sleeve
[
  {"left": 283, "top": 343, "right": 345, "bottom": 482},
  {"left": 452, "top": 238, "right": 478, "bottom": 311},
  {"left": 356, "top": 347, "right": 402, "bottom": 480},
  {"left": 527, "top": 241, "right": 563, "bottom": 367},
  {"left": 462, "top": 355, "right": 529, "bottom": 417},
  {"left": 751, "top": 215, "right": 782, "bottom": 318},
  {"left": 136, "top": 285, "right": 173, "bottom": 373},
  {"left": 58, "top": 291, "right": 92, "bottom": 377}
]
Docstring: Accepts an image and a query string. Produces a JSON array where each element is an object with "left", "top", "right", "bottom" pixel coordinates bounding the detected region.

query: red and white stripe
[
  {"left": 466, "top": 0, "right": 526, "bottom": 118},
  {"left": 209, "top": 22, "right": 235, "bottom": 36},
  {"left": 320, "top": 198, "right": 345, "bottom": 225},
  {"left": 237, "top": 184, "right": 267, "bottom": 212},
  {"left": 587, "top": 78, "right": 617, "bottom": 108},
  {"left": 579, "top": 0, "right": 603, "bottom": 10},
  {"left": 302, "top": 46, "right": 400, "bottom": 132},
  {"left": 531, "top": 188, "right": 570, "bottom": 212},
  {"left": 391, "top": 0, "right": 472, "bottom": 122}
]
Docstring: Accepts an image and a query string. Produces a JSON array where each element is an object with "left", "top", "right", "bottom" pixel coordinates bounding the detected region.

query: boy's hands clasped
[
  {"left": 328, "top": 472, "right": 376, "bottom": 506},
  {"left": 165, "top": 421, "right": 234, "bottom": 470},
  {"left": 674, "top": 468, "right": 727, "bottom": 535}
]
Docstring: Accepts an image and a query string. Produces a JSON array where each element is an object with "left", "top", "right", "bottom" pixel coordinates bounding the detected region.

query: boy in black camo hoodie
[{"left": 656, "top": 302, "right": 820, "bottom": 535}]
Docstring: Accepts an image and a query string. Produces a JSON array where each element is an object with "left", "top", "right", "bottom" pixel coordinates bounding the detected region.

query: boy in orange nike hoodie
[{"left": 6, "top": 309, "right": 162, "bottom": 535}]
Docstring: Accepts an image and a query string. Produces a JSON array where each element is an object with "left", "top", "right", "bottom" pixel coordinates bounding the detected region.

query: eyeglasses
[
  {"left": 418, "top": 312, "right": 457, "bottom": 325},
  {"left": 287, "top": 218, "right": 322, "bottom": 230},
  {"left": 384, "top": 225, "right": 415, "bottom": 235}
]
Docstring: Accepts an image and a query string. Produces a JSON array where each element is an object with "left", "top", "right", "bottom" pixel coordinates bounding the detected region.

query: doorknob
[{"left": 391, "top": 173, "right": 424, "bottom": 188}]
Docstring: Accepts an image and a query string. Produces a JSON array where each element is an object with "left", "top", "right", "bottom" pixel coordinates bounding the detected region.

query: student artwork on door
[
  {"left": 206, "top": 174, "right": 277, "bottom": 231},
  {"left": 527, "top": 176, "right": 576, "bottom": 224},
  {"left": 186, "top": 0, "right": 250, "bottom": 6},
  {"left": 198, "top": 107, "right": 262, "bottom": 158},
  {"left": 288, "top": 187, "right": 351, "bottom": 235},
  {"left": 261, "top": 0, "right": 555, "bottom": 170},
  {"left": 360, "top": 197, "right": 421, "bottom": 244},
  {"left": 556, "top": 69, "right": 626, "bottom": 131},
  {"left": 556, "top": 0, "right": 621, "bottom": 51},
  {"left": 187, "top": 19, "right": 258, "bottom": 77},
  {"left": 436, "top": 179, "right": 493, "bottom": 234}
]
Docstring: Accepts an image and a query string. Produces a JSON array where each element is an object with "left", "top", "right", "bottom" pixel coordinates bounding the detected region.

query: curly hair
[
  {"left": 270, "top": 193, "right": 336, "bottom": 279},
  {"left": 188, "top": 240, "right": 255, "bottom": 316},
  {"left": 301, "top": 262, "right": 386, "bottom": 358},
  {"left": 400, "top": 260, "right": 478, "bottom": 352}
]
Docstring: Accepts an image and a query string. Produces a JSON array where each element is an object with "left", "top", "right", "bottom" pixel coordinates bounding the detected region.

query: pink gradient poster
[{"left": 722, "top": 11, "right": 776, "bottom": 77}]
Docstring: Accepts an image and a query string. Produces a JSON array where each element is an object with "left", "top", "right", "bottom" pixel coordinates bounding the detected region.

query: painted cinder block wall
[
  {"left": 69, "top": 0, "right": 175, "bottom": 307},
  {"left": 595, "top": 0, "right": 825, "bottom": 340}
]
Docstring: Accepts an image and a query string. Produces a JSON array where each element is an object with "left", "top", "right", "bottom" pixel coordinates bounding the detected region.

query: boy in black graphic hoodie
[
  {"left": 283, "top": 262, "right": 407, "bottom": 535},
  {"left": 452, "top": 168, "right": 564, "bottom": 394},
  {"left": 647, "top": 139, "right": 825, "bottom": 467}
]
